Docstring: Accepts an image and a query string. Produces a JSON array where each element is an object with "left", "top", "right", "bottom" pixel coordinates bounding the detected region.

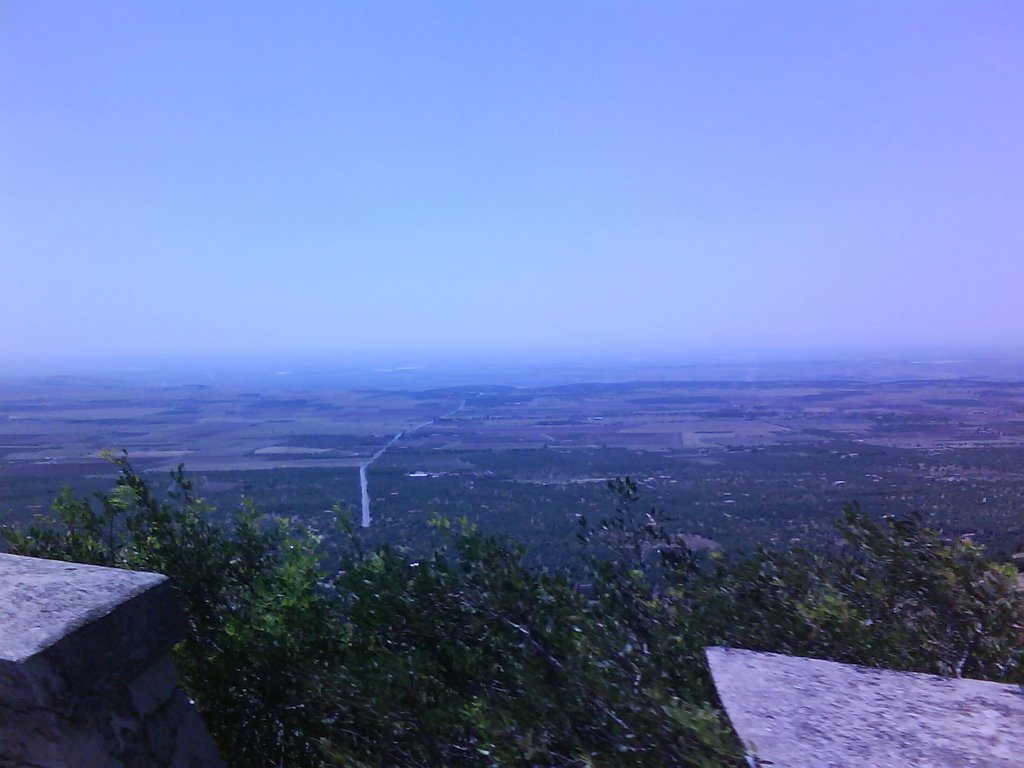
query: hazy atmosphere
[
  {"left": 3, "top": 1, "right": 1022, "bottom": 366},
  {"left": 6, "top": 5, "right": 1024, "bottom": 767}
]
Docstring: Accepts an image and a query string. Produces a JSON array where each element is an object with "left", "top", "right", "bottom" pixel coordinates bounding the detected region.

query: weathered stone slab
[
  {"left": 0, "top": 553, "right": 169, "bottom": 664},
  {"left": 707, "top": 646, "right": 1024, "bottom": 767},
  {"left": 0, "top": 553, "right": 223, "bottom": 767}
]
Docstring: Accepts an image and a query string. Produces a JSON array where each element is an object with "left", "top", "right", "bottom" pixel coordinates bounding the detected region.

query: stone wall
[{"left": 0, "top": 554, "right": 224, "bottom": 768}]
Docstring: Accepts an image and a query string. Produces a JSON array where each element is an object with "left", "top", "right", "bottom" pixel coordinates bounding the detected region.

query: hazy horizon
[
  {"left": 4, "top": 2, "right": 1023, "bottom": 363},
  {"left": 5, "top": 347, "right": 1024, "bottom": 390}
]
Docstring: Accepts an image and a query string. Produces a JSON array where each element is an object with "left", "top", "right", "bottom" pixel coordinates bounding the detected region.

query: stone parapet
[
  {"left": 0, "top": 554, "right": 224, "bottom": 768},
  {"left": 707, "top": 646, "right": 1024, "bottom": 767}
]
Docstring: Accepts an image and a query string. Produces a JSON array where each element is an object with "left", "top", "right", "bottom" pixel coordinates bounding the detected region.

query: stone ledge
[
  {"left": 0, "top": 554, "right": 170, "bottom": 664},
  {"left": 707, "top": 646, "right": 1024, "bottom": 768},
  {"left": 0, "top": 554, "right": 222, "bottom": 768}
]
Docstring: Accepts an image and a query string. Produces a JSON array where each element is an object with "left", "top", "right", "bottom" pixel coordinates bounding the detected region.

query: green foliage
[
  {"left": 5, "top": 463, "right": 1024, "bottom": 767},
  {"left": 685, "top": 504, "right": 1024, "bottom": 681},
  {"left": 322, "top": 522, "right": 738, "bottom": 766},
  {"left": 5, "top": 453, "right": 342, "bottom": 767},
  {"left": 3, "top": 459, "right": 740, "bottom": 767}
]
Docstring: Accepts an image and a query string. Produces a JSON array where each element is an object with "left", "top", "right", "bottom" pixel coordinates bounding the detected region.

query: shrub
[{"left": 7, "top": 463, "right": 1022, "bottom": 766}]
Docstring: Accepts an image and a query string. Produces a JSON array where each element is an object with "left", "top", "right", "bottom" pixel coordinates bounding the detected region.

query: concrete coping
[
  {"left": 0, "top": 553, "right": 182, "bottom": 700},
  {"left": 0, "top": 554, "right": 225, "bottom": 767},
  {"left": 707, "top": 646, "right": 1024, "bottom": 768},
  {"left": 0, "top": 553, "right": 168, "bottom": 662}
]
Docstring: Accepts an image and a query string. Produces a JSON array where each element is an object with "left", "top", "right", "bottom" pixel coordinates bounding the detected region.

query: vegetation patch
[{"left": 5, "top": 457, "right": 1023, "bottom": 767}]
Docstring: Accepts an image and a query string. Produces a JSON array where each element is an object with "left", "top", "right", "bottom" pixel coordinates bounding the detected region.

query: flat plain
[{"left": 3, "top": 359, "right": 1024, "bottom": 560}]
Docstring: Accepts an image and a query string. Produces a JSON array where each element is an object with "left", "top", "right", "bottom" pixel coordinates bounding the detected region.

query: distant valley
[{"left": 3, "top": 360, "right": 1024, "bottom": 561}]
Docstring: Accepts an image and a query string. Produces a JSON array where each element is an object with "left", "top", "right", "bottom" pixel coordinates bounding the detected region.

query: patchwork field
[{"left": 3, "top": 362, "right": 1024, "bottom": 560}]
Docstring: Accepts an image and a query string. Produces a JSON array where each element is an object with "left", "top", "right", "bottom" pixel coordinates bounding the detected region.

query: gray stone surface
[
  {"left": 0, "top": 554, "right": 223, "bottom": 768},
  {"left": 0, "top": 554, "right": 168, "bottom": 663},
  {"left": 707, "top": 646, "right": 1024, "bottom": 767}
]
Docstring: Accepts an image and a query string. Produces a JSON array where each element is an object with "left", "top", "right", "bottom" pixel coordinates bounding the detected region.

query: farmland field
[{"left": 3, "top": 358, "right": 1024, "bottom": 562}]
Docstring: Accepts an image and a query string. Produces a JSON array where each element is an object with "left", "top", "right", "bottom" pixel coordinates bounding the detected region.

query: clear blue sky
[{"left": 2, "top": 2, "right": 1022, "bottom": 365}]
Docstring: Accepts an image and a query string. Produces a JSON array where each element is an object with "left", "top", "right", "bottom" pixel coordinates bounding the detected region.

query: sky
[{"left": 2, "top": 1, "right": 1023, "bottom": 367}]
